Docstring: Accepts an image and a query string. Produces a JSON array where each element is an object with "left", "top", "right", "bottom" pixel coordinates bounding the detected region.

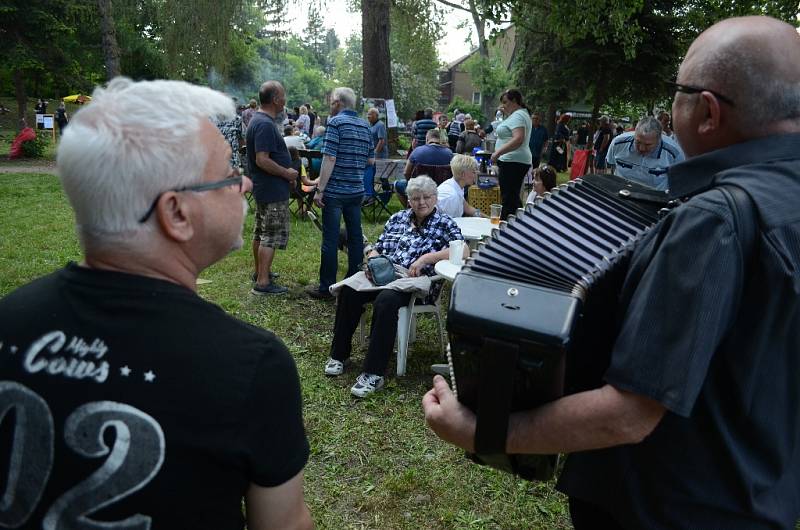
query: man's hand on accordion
[{"left": 422, "top": 375, "right": 476, "bottom": 453}]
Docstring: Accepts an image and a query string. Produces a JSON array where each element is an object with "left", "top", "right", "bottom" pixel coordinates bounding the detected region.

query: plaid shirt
[{"left": 375, "top": 208, "right": 464, "bottom": 304}]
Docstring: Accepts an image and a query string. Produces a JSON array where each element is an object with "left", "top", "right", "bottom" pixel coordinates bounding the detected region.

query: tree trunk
[
  {"left": 98, "top": 0, "right": 121, "bottom": 79},
  {"left": 13, "top": 69, "right": 27, "bottom": 131},
  {"left": 362, "top": 0, "right": 395, "bottom": 153},
  {"left": 468, "top": 0, "right": 495, "bottom": 124},
  {"left": 362, "top": 0, "right": 393, "bottom": 99}
]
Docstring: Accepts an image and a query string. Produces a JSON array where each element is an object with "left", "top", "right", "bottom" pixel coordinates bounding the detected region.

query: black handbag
[{"left": 367, "top": 255, "right": 397, "bottom": 286}]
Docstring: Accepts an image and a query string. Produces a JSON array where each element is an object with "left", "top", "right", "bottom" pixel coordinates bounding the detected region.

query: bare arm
[
  {"left": 374, "top": 138, "right": 385, "bottom": 155},
  {"left": 490, "top": 127, "right": 525, "bottom": 162},
  {"left": 462, "top": 200, "right": 480, "bottom": 217},
  {"left": 403, "top": 159, "right": 414, "bottom": 179},
  {"left": 423, "top": 377, "right": 665, "bottom": 454},
  {"left": 256, "top": 152, "right": 298, "bottom": 183},
  {"left": 245, "top": 471, "right": 314, "bottom": 530},
  {"left": 407, "top": 247, "right": 451, "bottom": 277}
]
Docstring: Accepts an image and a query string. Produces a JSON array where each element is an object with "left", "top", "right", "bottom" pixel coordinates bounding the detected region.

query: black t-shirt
[
  {"left": 558, "top": 134, "right": 800, "bottom": 529},
  {"left": 246, "top": 112, "right": 292, "bottom": 203},
  {"left": 593, "top": 125, "right": 612, "bottom": 152},
  {"left": 0, "top": 263, "right": 309, "bottom": 530},
  {"left": 576, "top": 125, "right": 589, "bottom": 145}
]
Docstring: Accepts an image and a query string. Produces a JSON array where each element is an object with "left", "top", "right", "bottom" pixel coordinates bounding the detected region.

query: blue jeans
[{"left": 319, "top": 193, "right": 364, "bottom": 291}]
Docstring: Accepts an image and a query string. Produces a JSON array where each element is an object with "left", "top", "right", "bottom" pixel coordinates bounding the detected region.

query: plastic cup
[
  {"left": 490, "top": 204, "right": 502, "bottom": 225},
  {"left": 449, "top": 240, "right": 465, "bottom": 265}
]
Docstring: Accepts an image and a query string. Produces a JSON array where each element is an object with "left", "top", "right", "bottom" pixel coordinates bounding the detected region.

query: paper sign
[{"left": 385, "top": 99, "right": 398, "bottom": 128}]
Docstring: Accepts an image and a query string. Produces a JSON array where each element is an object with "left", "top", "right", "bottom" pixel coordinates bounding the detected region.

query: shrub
[
  {"left": 447, "top": 96, "right": 485, "bottom": 126},
  {"left": 21, "top": 132, "right": 50, "bottom": 158},
  {"left": 397, "top": 134, "right": 411, "bottom": 151}
]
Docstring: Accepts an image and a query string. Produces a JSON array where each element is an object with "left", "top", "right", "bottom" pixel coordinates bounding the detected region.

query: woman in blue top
[{"left": 490, "top": 89, "right": 532, "bottom": 220}]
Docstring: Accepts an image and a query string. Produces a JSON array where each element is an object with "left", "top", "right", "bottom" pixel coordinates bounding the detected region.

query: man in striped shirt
[{"left": 307, "top": 87, "right": 374, "bottom": 300}]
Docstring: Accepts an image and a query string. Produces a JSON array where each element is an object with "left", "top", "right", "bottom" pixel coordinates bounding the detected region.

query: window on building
[{"left": 472, "top": 92, "right": 481, "bottom": 105}]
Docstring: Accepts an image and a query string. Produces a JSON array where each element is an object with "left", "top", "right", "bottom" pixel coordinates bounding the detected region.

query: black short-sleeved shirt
[
  {"left": 0, "top": 263, "right": 309, "bottom": 530},
  {"left": 557, "top": 134, "right": 800, "bottom": 529},
  {"left": 247, "top": 111, "right": 292, "bottom": 203}
]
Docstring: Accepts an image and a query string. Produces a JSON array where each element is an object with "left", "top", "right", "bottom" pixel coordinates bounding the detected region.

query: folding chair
[
  {"left": 358, "top": 276, "right": 446, "bottom": 376},
  {"left": 290, "top": 149, "right": 323, "bottom": 223},
  {"left": 361, "top": 165, "right": 394, "bottom": 222}
]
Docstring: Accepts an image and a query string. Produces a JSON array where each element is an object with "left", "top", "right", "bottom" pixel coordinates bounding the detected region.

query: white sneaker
[
  {"left": 324, "top": 358, "right": 347, "bottom": 376},
  {"left": 350, "top": 373, "right": 385, "bottom": 398}
]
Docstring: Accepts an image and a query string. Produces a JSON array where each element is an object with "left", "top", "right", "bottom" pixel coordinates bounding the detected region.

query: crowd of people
[{"left": 1, "top": 15, "right": 798, "bottom": 530}]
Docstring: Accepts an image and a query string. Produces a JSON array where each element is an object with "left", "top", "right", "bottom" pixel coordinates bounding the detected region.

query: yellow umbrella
[{"left": 62, "top": 94, "right": 92, "bottom": 104}]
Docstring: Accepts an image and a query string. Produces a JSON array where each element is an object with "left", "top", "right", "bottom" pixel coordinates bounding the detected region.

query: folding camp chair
[{"left": 361, "top": 165, "right": 394, "bottom": 222}]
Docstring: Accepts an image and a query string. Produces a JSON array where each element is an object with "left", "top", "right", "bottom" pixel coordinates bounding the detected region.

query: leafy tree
[
  {"left": 322, "top": 28, "right": 340, "bottom": 77},
  {"left": 303, "top": 3, "right": 327, "bottom": 69},
  {"left": 0, "top": 0, "right": 79, "bottom": 126},
  {"left": 447, "top": 95, "right": 485, "bottom": 124},
  {"left": 332, "top": 34, "right": 363, "bottom": 100},
  {"left": 389, "top": 0, "right": 443, "bottom": 118}
]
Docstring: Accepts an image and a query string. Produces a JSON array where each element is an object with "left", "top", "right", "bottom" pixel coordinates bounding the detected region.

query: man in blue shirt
[
  {"left": 367, "top": 107, "right": 388, "bottom": 159},
  {"left": 247, "top": 80, "right": 298, "bottom": 295},
  {"left": 411, "top": 108, "right": 437, "bottom": 150},
  {"left": 424, "top": 15, "right": 800, "bottom": 529},
  {"left": 307, "top": 87, "right": 374, "bottom": 300},
  {"left": 606, "top": 116, "right": 684, "bottom": 190}
]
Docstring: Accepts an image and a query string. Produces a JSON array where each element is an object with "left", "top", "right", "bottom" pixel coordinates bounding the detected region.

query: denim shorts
[{"left": 253, "top": 200, "right": 290, "bottom": 249}]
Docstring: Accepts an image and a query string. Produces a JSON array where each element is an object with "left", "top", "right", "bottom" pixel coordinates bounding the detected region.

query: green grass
[{"left": 0, "top": 172, "right": 571, "bottom": 529}]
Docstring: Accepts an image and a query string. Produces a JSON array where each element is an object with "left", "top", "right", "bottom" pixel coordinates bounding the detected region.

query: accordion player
[{"left": 446, "top": 172, "right": 675, "bottom": 480}]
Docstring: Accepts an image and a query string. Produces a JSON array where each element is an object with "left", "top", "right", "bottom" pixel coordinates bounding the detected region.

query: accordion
[{"left": 446, "top": 173, "right": 675, "bottom": 480}]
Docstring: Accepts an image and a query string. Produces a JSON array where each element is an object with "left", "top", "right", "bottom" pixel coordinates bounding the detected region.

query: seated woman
[
  {"left": 525, "top": 164, "right": 558, "bottom": 204},
  {"left": 323, "top": 176, "right": 465, "bottom": 398},
  {"left": 436, "top": 154, "right": 483, "bottom": 218}
]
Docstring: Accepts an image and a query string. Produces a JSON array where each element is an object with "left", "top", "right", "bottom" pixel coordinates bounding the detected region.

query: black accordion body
[{"left": 447, "top": 173, "right": 674, "bottom": 480}]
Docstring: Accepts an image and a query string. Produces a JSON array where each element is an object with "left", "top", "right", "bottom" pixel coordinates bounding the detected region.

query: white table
[
  {"left": 434, "top": 260, "right": 463, "bottom": 281},
  {"left": 454, "top": 217, "right": 495, "bottom": 241}
]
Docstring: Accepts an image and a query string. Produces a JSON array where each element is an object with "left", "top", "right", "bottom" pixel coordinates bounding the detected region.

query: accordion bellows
[{"left": 447, "top": 173, "right": 672, "bottom": 480}]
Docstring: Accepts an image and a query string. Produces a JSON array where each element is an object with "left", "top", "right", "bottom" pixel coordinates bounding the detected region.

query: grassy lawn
[{"left": 0, "top": 171, "right": 572, "bottom": 529}]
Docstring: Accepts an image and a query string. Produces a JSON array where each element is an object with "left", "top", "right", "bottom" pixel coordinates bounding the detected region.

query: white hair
[
  {"left": 332, "top": 87, "right": 356, "bottom": 109},
  {"left": 406, "top": 175, "right": 438, "bottom": 197},
  {"left": 313, "top": 125, "right": 326, "bottom": 137},
  {"left": 57, "top": 77, "right": 235, "bottom": 247}
]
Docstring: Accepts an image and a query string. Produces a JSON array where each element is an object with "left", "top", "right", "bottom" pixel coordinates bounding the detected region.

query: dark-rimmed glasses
[
  {"left": 138, "top": 175, "right": 244, "bottom": 223},
  {"left": 666, "top": 81, "right": 736, "bottom": 108}
]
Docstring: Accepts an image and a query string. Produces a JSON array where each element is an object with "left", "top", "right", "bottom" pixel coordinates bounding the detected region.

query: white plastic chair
[{"left": 359, "top": 276, "right": 446, "bottom": 376}]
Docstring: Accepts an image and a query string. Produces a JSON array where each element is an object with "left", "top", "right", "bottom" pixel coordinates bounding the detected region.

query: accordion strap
[{"left": 474, "top": 337, "right": 518, "bottom": 455}]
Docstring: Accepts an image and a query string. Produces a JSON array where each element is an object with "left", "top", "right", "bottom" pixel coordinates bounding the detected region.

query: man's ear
[
  {"left": 156, "top": 192, "right": 194, "bottom": 242},
  {"left": 697, "top": 92, "right": 722, "bottom": 136}
]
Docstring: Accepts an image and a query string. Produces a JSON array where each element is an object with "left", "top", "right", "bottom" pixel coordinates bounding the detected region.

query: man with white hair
[
  {"left": 606, "top": 115, "right": 684, "bottom": 190},
  {"left": 307, "top": 86, "right": 373, "bottom": 300},
  {"left": 424, "top": 16, "right": 800, "bottom": 529},
  {"left": 0, "top": 77, "right": 312, "bottom": 530},
  {"left": 367, "top": 107, "right": 388, "bottom": 159}
]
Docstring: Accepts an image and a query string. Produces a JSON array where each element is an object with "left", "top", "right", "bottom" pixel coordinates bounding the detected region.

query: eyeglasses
[
  {"left": 666, "top": 81, "right": 735, "bottom": 107},
  {"left": 138, "top": 174, "right": 244, "bottom": 223},
  {"left": 408, "top": 195, "right": 436, "bottom": 203}
]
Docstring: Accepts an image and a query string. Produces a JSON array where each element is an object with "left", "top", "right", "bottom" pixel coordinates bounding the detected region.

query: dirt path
[{"left": 0, "top": 159, "right": 57, "bottom": 174}]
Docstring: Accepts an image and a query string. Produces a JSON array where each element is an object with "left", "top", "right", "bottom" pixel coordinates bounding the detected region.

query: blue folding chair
[{"left": 361, "top": 165, "right": 394, "bottom": 222}]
